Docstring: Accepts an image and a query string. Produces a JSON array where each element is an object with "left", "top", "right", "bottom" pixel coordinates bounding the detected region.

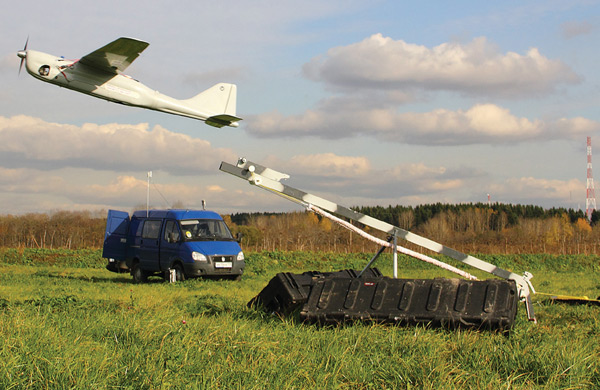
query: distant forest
[
  {"left": 1, "top": 203, "right": 598, "bottom": 255},
  {"left": 231, "top": 203, "right": 593, "bottom": 231}
]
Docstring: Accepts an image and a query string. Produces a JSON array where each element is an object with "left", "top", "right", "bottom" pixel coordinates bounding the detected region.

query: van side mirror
[{"left": 236, "top": 232, "right": 243, "bottom": 243}]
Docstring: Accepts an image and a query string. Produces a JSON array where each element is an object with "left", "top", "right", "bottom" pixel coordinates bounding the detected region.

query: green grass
[{"left": 0, "top": 250, "right": 599, "bottom": 389}]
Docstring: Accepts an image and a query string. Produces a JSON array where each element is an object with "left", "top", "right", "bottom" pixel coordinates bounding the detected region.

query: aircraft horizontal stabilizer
[{"left": 206, "top": 114, "right": 242, "bottom": 128}]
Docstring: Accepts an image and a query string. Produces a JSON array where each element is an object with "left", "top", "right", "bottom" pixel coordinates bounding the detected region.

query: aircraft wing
[{"left": 79, "top": 37, "right": 149, "bottom": 74}]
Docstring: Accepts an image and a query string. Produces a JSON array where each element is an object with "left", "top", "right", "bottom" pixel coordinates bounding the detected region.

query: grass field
[{"left": 0, "top": 249, "right": 599, "bottom": 389}]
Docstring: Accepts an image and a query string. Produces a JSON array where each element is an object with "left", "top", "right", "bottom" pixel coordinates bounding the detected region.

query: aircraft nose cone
[{"left": 17, "top": 50, "right": 26, "bottom": 59}]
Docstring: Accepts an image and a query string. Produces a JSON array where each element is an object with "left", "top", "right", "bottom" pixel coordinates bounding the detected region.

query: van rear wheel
[{"left": 131, "top": 263, "right": 148, "bottom": 284}]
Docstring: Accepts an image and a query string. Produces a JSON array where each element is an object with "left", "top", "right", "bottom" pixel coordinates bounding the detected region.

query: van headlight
[
  {"left": 192, "top": 252, "right": 207, "bottom": 262},
  {"left": 236, "top": 251, "right": 245, "bottom": 261}
]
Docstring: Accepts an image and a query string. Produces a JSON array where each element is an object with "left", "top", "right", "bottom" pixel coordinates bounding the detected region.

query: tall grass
[{"left": 0, "top": 251, "right": 599, "bottom": 389}]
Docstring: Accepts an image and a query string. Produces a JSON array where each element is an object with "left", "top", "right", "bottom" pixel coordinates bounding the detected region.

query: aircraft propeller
[{"left": 17, "top": 37, "right": 29, "bottom": 75}]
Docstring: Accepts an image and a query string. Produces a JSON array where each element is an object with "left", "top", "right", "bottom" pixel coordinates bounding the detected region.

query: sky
[{"left": 1, "top": 0, "right": 600, "bottom": 216}]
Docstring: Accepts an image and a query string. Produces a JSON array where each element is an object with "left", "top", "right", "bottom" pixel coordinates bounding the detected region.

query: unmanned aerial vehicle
[{"left": 17, "top": 37, "right": 241, "bottom": 128}]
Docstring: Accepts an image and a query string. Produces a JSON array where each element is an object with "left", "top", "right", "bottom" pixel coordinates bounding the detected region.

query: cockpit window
[{"left": 179, "top": 219, "right": 234, "bottom": 241}]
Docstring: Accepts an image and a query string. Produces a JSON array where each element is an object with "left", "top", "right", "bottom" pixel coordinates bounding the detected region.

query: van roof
[{"left": 132, "top": 209, "right": 223, "bottom": 220}]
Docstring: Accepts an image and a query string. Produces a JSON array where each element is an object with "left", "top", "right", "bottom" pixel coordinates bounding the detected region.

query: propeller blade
[{"left": 17, "top": 36, "right": 29, "bottom": 75}]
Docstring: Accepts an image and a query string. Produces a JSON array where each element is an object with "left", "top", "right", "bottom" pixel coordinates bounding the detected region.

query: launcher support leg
[
  {"left": 525, "top": 295, "right": 536, "bottom": 323},
  {"left": 357, "top": 236, "right": 393, "bottom": 278}
]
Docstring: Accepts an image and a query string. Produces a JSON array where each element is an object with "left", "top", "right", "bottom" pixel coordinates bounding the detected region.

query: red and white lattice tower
[{"left": 586, "top": 136, "right": 597, "bottom": 221}]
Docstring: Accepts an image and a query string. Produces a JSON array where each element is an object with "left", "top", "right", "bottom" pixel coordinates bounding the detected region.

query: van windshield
[{"left": 179, "top": 219, "right": 234, "bottom": 241}]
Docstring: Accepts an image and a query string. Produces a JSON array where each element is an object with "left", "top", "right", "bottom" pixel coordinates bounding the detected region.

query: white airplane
[{"left": 17, "top": 37, "right": 241, "bottom": 128}]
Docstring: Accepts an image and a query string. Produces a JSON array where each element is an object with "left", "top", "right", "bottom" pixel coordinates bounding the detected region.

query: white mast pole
[{"left": 147, "top": 171, "right": 152, "bottom": 217}]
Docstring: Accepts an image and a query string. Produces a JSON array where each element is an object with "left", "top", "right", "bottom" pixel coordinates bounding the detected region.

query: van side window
[
  {"left": 163, "top": 220, "right": 180, "bottom": 242},
  {"left": 131, "top": 218, "right": 143, "bottom": 237},
  {"left": 141, "top": 220, "right": 162, "bottom": 239}
]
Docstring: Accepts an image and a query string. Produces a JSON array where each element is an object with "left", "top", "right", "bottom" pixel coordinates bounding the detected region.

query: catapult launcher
[{"left": 220, "top": 158, "right": 537, "bottom": 330}]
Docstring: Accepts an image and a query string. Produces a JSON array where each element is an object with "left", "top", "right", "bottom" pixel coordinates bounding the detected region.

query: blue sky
[{"left": 1, "top": 0, "right": 599, "bottom": 214}]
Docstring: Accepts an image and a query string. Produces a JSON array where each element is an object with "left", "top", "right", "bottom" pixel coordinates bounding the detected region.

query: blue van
[{"left": 102, "top": 209, "right": 245, "bottom": 282}]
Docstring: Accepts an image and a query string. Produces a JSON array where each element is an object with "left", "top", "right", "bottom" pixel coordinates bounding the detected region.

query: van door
[
  {"left": 139, "top": 219, "right": 162, "bottom": 272},
  {"left": 160, "top": 219, "right": 181, "bottom": 270},
  {"left": 102, "top": 209, "right": 130, "bottom": 261}
]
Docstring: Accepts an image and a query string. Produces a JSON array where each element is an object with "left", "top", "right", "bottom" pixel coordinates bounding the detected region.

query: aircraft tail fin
[{"left": 185, "top": 83, "right": 241, "bottom": 128}]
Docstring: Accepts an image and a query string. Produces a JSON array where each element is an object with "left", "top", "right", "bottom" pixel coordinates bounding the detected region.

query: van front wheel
[
  {"left": 173, "top": 264, "right": 186, "bottom": 282},
  {"left": 132, "top": 263, "right": 148, "bottom": 284}
]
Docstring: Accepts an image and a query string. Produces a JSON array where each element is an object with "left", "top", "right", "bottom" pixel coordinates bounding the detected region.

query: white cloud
[
  {"left": 72, "top": 175, "right": 231, "bottom": 210},
  {"left": 303, "top": 34, "right": 580, "bottom": 97},
  {"left": 377, "top": 104, "right": 544, "bottom": 144},
  {"left": 490, "top": 177, "right": 583, "bottom": 203},
  {"left": 84, "top": 175, "right": 147, "bottom": 201},
  {"left": 553, "top": 117, "right": 600, "bottom": 138},
  {"left": 0, "top": 167, "right": 66, "bottom": 193},
  {"left": 247, "top": 103, "right": 552, "bottom": 145},
  {"left": 0, "top": 167, "right": 292, "bottom": 214},
  {"left": 0, "top": 116, "right": 257, "bottom": 213},
  {"left": 247, "top": 33, "right": 596, "bottom": 147},
  {"left": 0, "top": 146, "right": 580, "bottom": 214},
  {"left": 255, "top": 153, "right": 477, "bottom": 201},
  {"left": 382, "top": 163, "right": 470, "bottom": 196},
  {"left": 388, "top": 163, "right": 446, "bottom": 180},
  {"left": 0, "top": 115, "right": 237, "bottom": 174},
  {"left": 278, "top": 153, "right": 371, "bottom": 177}
]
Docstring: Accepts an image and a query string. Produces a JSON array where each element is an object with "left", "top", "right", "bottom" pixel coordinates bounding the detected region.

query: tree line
[
  {"left": 227, "top": 204, "right": 599, "bottom": 254},
  {"left": 0, "top": 210, "right": 106, "bottom": 249},
  {"left": 0, "top": 204, "right": 599, "bottom": 255}
]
